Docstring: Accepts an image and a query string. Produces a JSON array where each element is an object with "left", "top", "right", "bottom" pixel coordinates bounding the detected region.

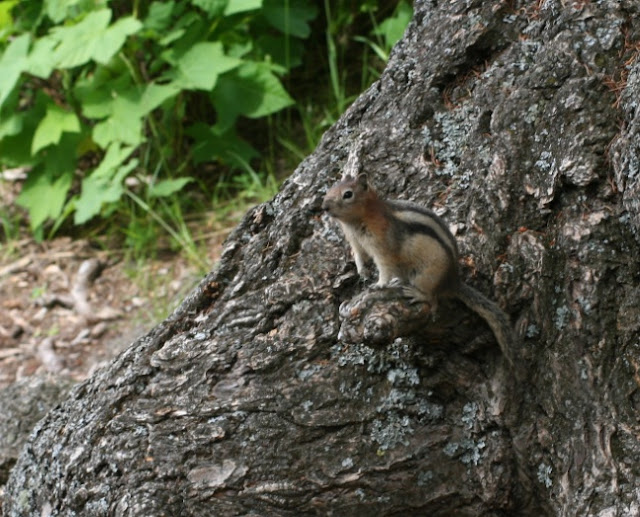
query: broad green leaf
[
  {"left": 373, "top": 1, "right": 412, "bottom": 49},
  {"left": 0, "top": 112, "right": 22, "bottom": 139},
  {"left": 44, "top": 131, "right": 81, "bottom": 174},
  {"left": 0, "top": 92, "right": 48, "bottom": 166},
  {"left": 0, "top": 0, "right": 19, "bottom": 36},
  {"left": 88, "top": 82, "right": 178, "bottom": 148},
  {"left": 256, "top": 34, "right": 303, "bottom": 69},
  {"left": 148, "top": 177, "right": 194, "bottom": 198},
  {"left": 17, "top": 165, "right": 74, "bottom": 231},
  {"left": 45, "top": 0, "right": 74, "bottom": 23},
  {"left": 158, "top": 12, "right": 201, "bottom": 47},
  {"left": 262, "top": 0, "right": 317, "bottom": 38},
  {"left": 50, "top": 10, "right": 141, "bottom": 69},
  {"left": 0, "top": 33, "right": 29, "bottom": 109},
  {"left": 22, "top": 132, "right": 82, "bottom": 230},
  {"left": 76, "top": 72, "right": 179, "bottom": 150},
  {"left": 74, "top": 163, "right": 133, "bottom": 224},
  {"left": 31, "top": 104, "right": 81, "bottom": 154},
  {"left": 187, "top": 122, "right": 258, "bottom": 168},
  {"left": 0, "top": 130, "right": 41, "bottom": 166},
  {"left": 143, "top": 1, "right": 175, "bottom": 32},
  {"left": 79, "top": 77, "right": 178, "bottom": 120},
  {"left": 75, "top": 72, "right": 133, "bottom": 118},
  {"left": 92, "top": 98, "right": 144, "bottom": 148},
  {"left": 172, "top": 41, "right": 241, "bottom": 90},
  {"left": 224, "top": 0, "right": 261, "bottom": 15},
  {"left": 140, "top": 83, "right": 181, "bottom": 114},
  {"left": 93, "top": 142, "right": 136, "bottom": 176},
  {"left": 26, "top": 36, "right": 58, "bottom": 78},
  {"left": 50, "top": 9, "right": 111, "bottom": 68},
  {"left": 74, "top": 143, "right": 137, "bottom": 224},
  {"left": 212, "top": 62, "right": 294, "bottom": 131},
  {"left": 159, "top": 29, "right": 185, "bottom": 47},
  {"left": 226, "top": 40, "right": 253, "bottom": 59},
  {"left": 92, "top": 17, "right": 142, "bottom": 64},
  {"left": 45, "top": 0, "right": 99, "bottom": 23},
  {"left": 191, "top": 0, "right": 227, "bottom": 16}
]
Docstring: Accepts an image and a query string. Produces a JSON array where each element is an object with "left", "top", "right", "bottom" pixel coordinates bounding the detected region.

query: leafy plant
[
  {"left": 0, "top": 0, "right": 317, "bottom": 238},
  {"left": 0, "top": 0, "right": 412, "bottom": 267},
  {"left": 355, "top": 1, "right": 412, "bottom": 62},
  {"left": 274, "top": 1, "right": 413, "bottom": 161}
]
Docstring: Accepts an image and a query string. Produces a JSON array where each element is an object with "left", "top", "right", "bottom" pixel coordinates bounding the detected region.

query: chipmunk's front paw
[
  {"left": 388, "top": 277, "right": 404, "bottom": 288},
  {"left": 401, "top": 286, "right": 437, "bottom": 312},
  {"left": 400, "top": 286, "right": 421, "bottom": 302},
  {"left": 372, "top": 279, "right": 387, "bottom": 290}
]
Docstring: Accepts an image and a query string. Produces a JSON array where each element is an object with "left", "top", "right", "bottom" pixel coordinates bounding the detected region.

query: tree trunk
[{"left": 5, "top": 0, "right": 640, "bottom": 515}]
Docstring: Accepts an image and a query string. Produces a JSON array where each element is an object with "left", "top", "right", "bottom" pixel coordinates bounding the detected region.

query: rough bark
[
  {"left": 5, "top": 0, "right": 640, "bottom": 515},
  {"left": 0, "top": 376, "right": 73, "bottom": 488}
]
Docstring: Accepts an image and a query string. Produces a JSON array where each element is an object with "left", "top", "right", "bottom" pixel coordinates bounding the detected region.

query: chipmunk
[{"left": 322, "top": 173, "right": 514, "bottom": 361}]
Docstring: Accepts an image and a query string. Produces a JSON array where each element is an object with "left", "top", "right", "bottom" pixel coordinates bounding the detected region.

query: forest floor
[{"left": 0, "top": 180, "right": 233, "bottom": 390}]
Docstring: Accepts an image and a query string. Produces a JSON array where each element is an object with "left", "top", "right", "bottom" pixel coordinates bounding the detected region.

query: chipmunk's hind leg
[{"left": 402, "top": 274, "right": 440, "bottom": 314}]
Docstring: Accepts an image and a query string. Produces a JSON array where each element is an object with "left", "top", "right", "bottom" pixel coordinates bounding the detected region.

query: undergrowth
[{"left": 0, "top": 0, "right": 412, "bottom": 268}]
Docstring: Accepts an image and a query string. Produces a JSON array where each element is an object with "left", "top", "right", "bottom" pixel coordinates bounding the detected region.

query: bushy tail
[{"left": 456, "top": 282, "right": 515, "bottom": 365}]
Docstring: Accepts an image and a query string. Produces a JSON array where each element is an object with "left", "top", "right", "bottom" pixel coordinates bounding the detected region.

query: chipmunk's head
[{"left": 322, "top": 173, "right": 375, "bottom": 223}]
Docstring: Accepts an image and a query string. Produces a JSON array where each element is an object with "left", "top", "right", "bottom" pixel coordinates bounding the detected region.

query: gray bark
[
  {"left": 5, "top": 0, "right": 640, "bottom": 515},
  {"left": 0, "top": 376, "right": 72, "bottom": 487}
]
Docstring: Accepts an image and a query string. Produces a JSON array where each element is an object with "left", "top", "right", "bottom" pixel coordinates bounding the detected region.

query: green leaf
[
  {"left": 226, "top": 41, "right": 253, "bottom": 59},
  {"left": 88, "top": 81, "right": 179, "bottom": 148},
  {"left": 256, "top": 34, "right": 303, "bottom": 69},
  {"left": 261, "top": 0, "right": 317, "bottom": 38},
  {"left": 191, "top": 0, "right": 227, "bottom": 16},
  {"left": 17, "top": 167, "right": 74, "bottom": 231},
  {"left": 74, "top": 143, "right": 137, "bottom": 224},
  {"left": 159, "top": 28, "right": 185, "bottom": 47},
  {"left": 80, "top": 77, "right": 179, "bottom": 120},
  {"left": 224, "top": 0, "right": 262, "bottom": 15},
  {"left": 49, "top": 9, "right": 111, "bottom": 67},
  {"left": 373, "top": 1, "right": 412, "bottom": 49},
  {"left": 49, "top": 9, "right": 141, "bottom": 69},
  {"left": 92, "top": 98, "right": 144, "bottom": 148},
  {"left": 0, "top": 112, "right": 23, "bottom": 139},
  {"left": 187, "top": 122, "right": 258, "bottom": 168},
  {"left": 92, "top": 16, "right": 142, "bottom": 64},
  {"left": 148, "top": 177, "right": 194, "bottom": 198},
  {"left": 26, "top": 36, "right": 58, "bottom": 78},
  {"left": 0, "top": 0, "right": 19, "bottom": 38},
  {"left": 45, "top": 0, "right": 99, "bottom": 23},
  {"left": 31, "top": 104, "right": 81, "bottom": 154},
  {"left": 171, "top": 41, "right": 241, "bottom": 90},
  {"left": 76, "top": 71, "right": 179, "bottom": 149},
  {"left": 139, "top": 82, "right": 181, "bottom": 114},
  {"left": 0, "top": 32, "right": 29, "bottom": 109},
  {"left": 75, "top": 71, "right": 132, "bottom": 118},
  {"left": 144, "top": 1, "right": 175, "bottom": 32},
  {"left": 212, "top": 62, "right": 294, "bottom": 131},
  {"left": 158, "top": 11, "right": 201, "bottom": 47},
  {"left": 0, "top": 92, "right": 48, "bottom": 166},
  {"left": 45, "top": 0, "right": 73, "bottom": 23},
  {"left": 16, "top": 131, "right": 79, "bottom": 231},
  {"left": 94, "top": 141, "right": 136, "bottom": 175}
]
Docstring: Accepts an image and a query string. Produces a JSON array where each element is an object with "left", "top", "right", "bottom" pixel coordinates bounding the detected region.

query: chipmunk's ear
[{"left": 356, "top": 173, "right": 369, "bottom": 190}]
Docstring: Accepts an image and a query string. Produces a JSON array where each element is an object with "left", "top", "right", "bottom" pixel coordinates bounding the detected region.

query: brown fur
[{"left": 322, "top": 173, "right": 515, "bottom": 363}]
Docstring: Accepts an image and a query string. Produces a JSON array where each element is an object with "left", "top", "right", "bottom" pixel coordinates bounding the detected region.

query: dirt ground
[{"left": 0, "top": 178, "right": 232, "bottom": 390}]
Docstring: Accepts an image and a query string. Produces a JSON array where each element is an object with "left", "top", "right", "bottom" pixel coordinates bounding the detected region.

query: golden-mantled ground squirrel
[{"left": 322, "top": 173, "right": 514, "bottom": 361}]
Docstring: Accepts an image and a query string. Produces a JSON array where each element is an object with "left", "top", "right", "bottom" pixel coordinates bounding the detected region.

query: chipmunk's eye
[{"left": 343, "top": 190, "right": 353, "bottom": 200}]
